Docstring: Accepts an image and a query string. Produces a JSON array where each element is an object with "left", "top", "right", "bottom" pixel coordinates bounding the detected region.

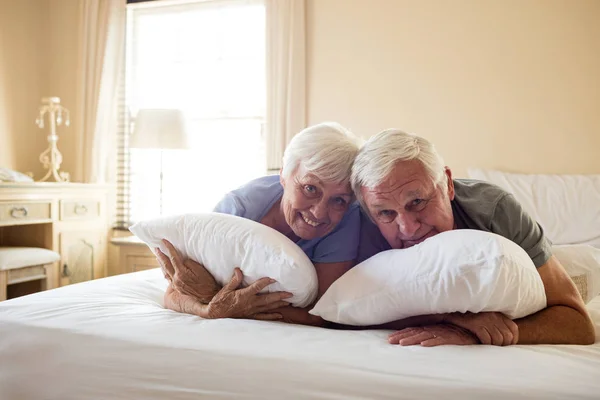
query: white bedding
[{"left": 1, "top": 268, "right": 600, "bottom": 400}]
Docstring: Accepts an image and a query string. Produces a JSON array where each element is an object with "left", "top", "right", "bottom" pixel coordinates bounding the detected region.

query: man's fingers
[
  {"left": 244, "top": 277, "right": 277, "bottom": 295},
  {"left": 499, "top": 324, "right": 514, "bottom": 346},
  {"left": 388, "top": 328, "right": 423, "bottom": 344},
  {"left": 252, "top": 313, "right": 283, "bottom": 321},
  {"left": 489, "top": 326, "right": 505, "bottom": 346},
  {"left": 506, "top": 319, "right": 519, "bottom": 345},
  {"left": 388, "top": 328, "right": 430, "bottom": 346},
  {"left": 223, "top": 267, "right": 244, "bottom": 291},
  {"left": 398, "top": 331, "right": 432, "bottom": 346},
  {"left": 475, "top": 327, "right": 492, "bottom": 345},
  {"left": 420, "top": 336, "right": 447, "bottom": 347}
]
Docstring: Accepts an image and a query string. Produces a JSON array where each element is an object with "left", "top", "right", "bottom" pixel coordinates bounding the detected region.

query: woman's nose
[{"left": 310, "top": 200, "right": 328, "bottom": 221}]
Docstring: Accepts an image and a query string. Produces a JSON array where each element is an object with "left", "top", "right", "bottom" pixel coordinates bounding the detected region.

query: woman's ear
[{"left": 279, "top": 168, "right": 285, "bottom": 187}]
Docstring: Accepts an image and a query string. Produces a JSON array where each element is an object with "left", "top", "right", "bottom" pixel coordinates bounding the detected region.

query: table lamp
[{"left": 129, "top": 108, "right": 190, "bottom": 216}]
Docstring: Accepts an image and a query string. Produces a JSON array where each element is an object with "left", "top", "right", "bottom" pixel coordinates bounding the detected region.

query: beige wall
[
  {"left": 0, "top": 0, "right": 48, "bottom": 176},
  {"left": 0, "top": 0, "right": 79, "bottom": 178},
  {"left": 2, "top": 0, "right": 599, "bottom": 179},
  {"left": 46, "top": 0, "right": 80, "bottom": 178},
  {"left": 306, "top": 0, "right": 600, "bottom": 177}
]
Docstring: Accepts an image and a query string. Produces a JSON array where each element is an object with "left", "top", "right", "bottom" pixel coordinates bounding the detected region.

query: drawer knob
[
  {"left": 74, "top": 205, "right": 88, "bottom": 215},
  {"left": 10, "top": 207, "right": 28, "bottom": 218}
]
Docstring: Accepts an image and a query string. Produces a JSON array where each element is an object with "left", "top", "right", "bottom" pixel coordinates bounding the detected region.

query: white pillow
[
  {"left": 130, "top": 213, "right": 318, "bottom": 308},
  {"left": 553, "top": 244, "right": 600, "bottom": 304},
  {"left": 309, "top": 229, "right": 547, "bottom": 326},
  {"left": 467, "top": 168, "right": 600, "bottom": 248}
]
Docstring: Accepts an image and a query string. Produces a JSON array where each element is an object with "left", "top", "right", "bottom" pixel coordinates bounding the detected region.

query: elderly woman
[{"left": 157, "top": 122, "right": 363, "bottom": 326}]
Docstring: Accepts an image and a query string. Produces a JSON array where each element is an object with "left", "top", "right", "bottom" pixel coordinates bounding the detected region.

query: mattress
[{"left": 1, "top": 268, "right": 599, "bottom": 400}]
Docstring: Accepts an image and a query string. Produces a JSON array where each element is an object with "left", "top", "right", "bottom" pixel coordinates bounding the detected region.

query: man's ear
[{"left": 445, "top": 167, "right": 455, "bottom": 200}]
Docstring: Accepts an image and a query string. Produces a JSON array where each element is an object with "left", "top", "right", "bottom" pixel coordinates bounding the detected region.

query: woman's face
[{"left": 280, "top": 165, "right": 354, "bottom": 241}]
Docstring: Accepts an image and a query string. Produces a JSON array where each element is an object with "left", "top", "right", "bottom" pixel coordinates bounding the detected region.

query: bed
[
  {"left": 1, "top": 169, "right": 599, "bottom": 399},
  {"left": 0, "top": 268, "right": 599, "bottom": 400}
]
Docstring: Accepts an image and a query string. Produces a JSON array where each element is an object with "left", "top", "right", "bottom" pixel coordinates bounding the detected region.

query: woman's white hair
[
  {"left": 351, "top": 129, "right": 446, "bottom": 207},
  {"left": 281, "top": 122, "right": 363, "bottom": 185}
]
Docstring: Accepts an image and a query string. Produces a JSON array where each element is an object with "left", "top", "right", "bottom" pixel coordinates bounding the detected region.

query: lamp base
[{"left": 38, "top": 144, "right": 70, "bottom": 183}]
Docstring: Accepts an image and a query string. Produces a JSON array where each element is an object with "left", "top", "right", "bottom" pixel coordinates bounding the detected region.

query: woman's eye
[
  {"left": 304, "top": 185, "right": 316, "bottom": 193},
  {"left": 411, "top": 199, "right": 423, "bottom": 206},
  {"left": 334, "top": 197, "right": 347, "bottom": 206}
]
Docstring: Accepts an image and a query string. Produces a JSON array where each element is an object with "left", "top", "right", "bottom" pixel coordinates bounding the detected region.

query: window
[{"left": 116, "top": 0, "right": 266, "bottom": 227}]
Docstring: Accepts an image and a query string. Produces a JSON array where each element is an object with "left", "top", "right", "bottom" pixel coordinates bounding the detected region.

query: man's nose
[{"left": 395, "top": 213, "right": 420, "bottom": 237}]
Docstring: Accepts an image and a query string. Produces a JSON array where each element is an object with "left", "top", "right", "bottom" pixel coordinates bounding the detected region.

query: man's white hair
[
  {"left": 282, "top": 122, "right": 363, "bottom": 185},
  {"left": 351, "top": 129, "right": 446, "bottom": 208}
]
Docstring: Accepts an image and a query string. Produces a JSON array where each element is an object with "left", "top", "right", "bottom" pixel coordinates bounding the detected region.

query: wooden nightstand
[
  {"left": 0, "top": 182, "right": 110, "bottom": 290},
  {"left": 110, "top": 236, "right": 159, "bottom": 274}
]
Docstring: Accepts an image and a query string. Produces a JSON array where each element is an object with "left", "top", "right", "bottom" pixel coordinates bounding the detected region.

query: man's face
[{"left": 360, "top": 160, "right": 456, "bottom": 249}]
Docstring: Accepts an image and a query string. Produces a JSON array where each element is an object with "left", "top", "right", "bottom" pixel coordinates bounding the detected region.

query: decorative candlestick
[{"left": 35, "top": 97, "right": 70, "bottom": 182}]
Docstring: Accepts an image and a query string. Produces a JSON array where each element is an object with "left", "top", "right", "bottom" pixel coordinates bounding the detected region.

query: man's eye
[{"left": 378, "top": 210, "right": 396, "bottom": 222}]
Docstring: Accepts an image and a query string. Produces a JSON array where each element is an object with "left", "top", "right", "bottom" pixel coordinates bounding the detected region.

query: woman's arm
[
  {"left": 270, "top": 260, "right": 354, "bottom": 327},
  {"left": 157, "top": 241, "right": 290, "bottom": 320}
]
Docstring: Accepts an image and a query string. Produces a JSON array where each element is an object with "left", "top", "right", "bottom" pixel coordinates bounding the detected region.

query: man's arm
[
  {"left": 512, "top": 255, "right": 595, "bottom": 344},
  {"left": 387, "top": 255, "right": 596, "bottom": 346}
]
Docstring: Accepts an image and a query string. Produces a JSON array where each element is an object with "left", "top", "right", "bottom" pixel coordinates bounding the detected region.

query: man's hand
[
  {"left": 156, "top": 240, "right": 221, "bottom": 303},
  {"left": 388, "top": 324, "right": 479, "bottom": 347},
  {"left": 444, "top": 312, "right": 519, "bottom": 346}
]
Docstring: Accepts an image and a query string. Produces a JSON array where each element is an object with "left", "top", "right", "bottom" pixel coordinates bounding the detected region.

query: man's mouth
[{"left": 402, "top": 231, "right": 435, "bottom": 247}]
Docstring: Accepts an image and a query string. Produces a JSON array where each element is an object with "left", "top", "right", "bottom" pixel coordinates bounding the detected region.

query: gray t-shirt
[{"left": 357, "top": 179, "right": 553, "bottom": 267}]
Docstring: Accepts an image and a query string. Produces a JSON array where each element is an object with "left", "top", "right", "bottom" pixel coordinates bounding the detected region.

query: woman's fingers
[
  {"left": 252, "top": 313, "right": 283, "bottom": 321},
  {"left": 155, "top": 248, "right": 174, "bottom": 281},
  {"left": 162, "top": 239, "right": 184, "bottom": 270},
  {"left": 254, "top": 291, "right": 293, "bottom": 306},
  {"left": 251, "top": 301, "right": 290, "bottom": 314},
  {"left": 244, "top": 276, "right": 277, "bottom": 295},
  {"left": 222, "top": 267, "right": 244, "bottom": 292}
]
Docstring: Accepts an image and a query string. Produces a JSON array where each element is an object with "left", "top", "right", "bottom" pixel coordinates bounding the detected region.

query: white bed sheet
[{"left": 1, "top": 268, "right": 600, "bottom": 400}]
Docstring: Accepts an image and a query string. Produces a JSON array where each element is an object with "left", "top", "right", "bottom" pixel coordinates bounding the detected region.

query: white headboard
[{"left": 467, "top": 168, "right": 600, "bottom": 248}]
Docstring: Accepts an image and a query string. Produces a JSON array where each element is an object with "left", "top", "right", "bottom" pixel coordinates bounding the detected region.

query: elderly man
[{"left": 351, "top": 129, "right": 595, "bottom": 346}]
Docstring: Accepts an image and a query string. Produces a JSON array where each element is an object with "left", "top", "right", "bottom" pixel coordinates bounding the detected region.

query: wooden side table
[{"left": 110, "top": 236, "right": 159, "bottom": 274}]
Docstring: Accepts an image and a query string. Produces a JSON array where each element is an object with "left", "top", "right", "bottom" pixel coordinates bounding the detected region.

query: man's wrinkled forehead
[{"left": 363, "top": 183, "right": 423, "bottom": 204}]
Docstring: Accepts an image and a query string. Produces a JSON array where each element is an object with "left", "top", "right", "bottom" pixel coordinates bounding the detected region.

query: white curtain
[
  {"left": 265, "top": 0, "right": 306, "bottom": 172},
  {"left": 74, "top": 0, "right": 126, "bottom": 183}
]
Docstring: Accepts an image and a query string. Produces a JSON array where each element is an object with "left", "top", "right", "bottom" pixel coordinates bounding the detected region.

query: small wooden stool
[{"left": 0, "top": 247, "right": 60, "bottom": 301}]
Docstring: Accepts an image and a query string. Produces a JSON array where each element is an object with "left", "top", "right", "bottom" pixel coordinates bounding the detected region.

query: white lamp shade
[{"left": 130, "top": 109, "right": 190, "bottom": 149}]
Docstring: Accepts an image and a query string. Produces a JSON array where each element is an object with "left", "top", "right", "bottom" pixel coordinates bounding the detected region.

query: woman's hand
[
  {"left": 156, "top": 239, "right": 220, "bottom": 303},
  {"left": 270, "top": 306, "right": 325, "bottom": 327},
  {"left": 163, "top": 283, "right": 208, "bottom": 317},
  {"left": 206, "top": 267, "right": 292, "bottom": 320},
  {"left": 157, "top": 239, "right": 294, "bottom": 320}
]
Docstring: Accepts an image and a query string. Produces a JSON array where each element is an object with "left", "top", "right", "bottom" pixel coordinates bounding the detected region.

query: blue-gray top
[{"left": 213, "top": 175, "right": 361, "bottom": 264}]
